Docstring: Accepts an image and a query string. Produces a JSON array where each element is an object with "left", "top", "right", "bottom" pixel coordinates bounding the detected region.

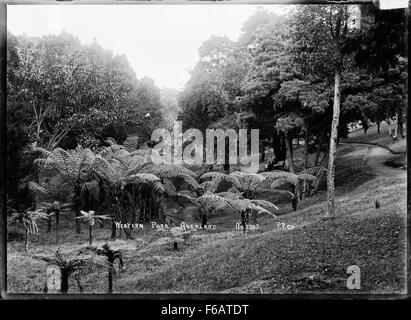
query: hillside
[{"left": 7, "top": 126, "right": 407, "bottom": 294}]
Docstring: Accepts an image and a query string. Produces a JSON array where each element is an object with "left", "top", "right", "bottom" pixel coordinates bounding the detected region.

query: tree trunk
[
  {"left": 46, "top": 209, "right": 52, "bottom": 233},
  {"left": 61, "top": 270, "right": 69, "bottom": 294},
  {"left": 108, "top": 258, "right": 114, "bottom": 293},
  {"left": 74, "top": 206, "right": 81, "bottom": 234},
  {"left": 260, "top": 144, "right": 266, "bottom": 163},
  {"left": 303, "top": 129, "right": 309, "bottom": 198},
  {"left": 55, "top": 210, "right": 60, "bottom": 244},
  {"left": 292, "top": 192, "right": 298, "bottom": 211},
  {"left": 273, "top": 130, "right": 287, "bottom": 163},
  {"left": 377, "top": 121, "right": 381, "bottom": 134},
  {"left": 397, "top": 106, "right": 404, "bottom": 138},
  {"left": 73, "top": 185, "right": 82, "bottom": 234},
  {"left": 314, "top": 130, "right": 326, "bottom": 166},
  {"left": 313, "top": 151, "right": 329, "bottom": 195},
  {"left": 326, "top": 65, "right": 342, "bottom": 216},
  {"left": 272, "top": 129, "right": 281, "bottom": 164},
  {"left": 201, "top": 211, "right": 207, "bottom": 229},
  {"left": 88, "top": 225, "right": 93, "bottom": 246},
  {"left": 285, "top": 132, "right": 295, "bottom": 173},
  {"left": 280, "top": 133, "right": 287, "bottom": 161},
  {"left": 123, "top": 226, "right": 133, "bottom": 240},
  {"left": 304, "top": 129, "right": 309, "bottom": 169},
  {"left": 241, "top": 210, "right": 249, "bottom": 234},
  {"left": 111, "top": 218, "right": 117, "bottom": 240},
  {"left": 24, "top": 229, "right": 28, "bottom": 253}
]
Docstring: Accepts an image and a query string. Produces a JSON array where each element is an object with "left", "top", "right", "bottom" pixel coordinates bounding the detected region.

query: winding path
[{"left": 338, "top": 142, "right": 406, "bottom": 180}]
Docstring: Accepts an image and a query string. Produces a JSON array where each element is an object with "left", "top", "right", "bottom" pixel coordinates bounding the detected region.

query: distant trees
[
  {"left": 7, "top": 32, "right": 164, "bottom": 205},
  {"left": 160, "top": 87, "right": 181, "bottom": 130},
  {"left": 177, "top": 4, "right": 408, "bottom": 217},
  {"left": 289, "top": 5, "right": 356, "bottom": 216}
]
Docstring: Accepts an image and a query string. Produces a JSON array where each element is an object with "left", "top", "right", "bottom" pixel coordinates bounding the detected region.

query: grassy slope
[{"left": 7, "top": 126, "right": 407, "bottom": 294}]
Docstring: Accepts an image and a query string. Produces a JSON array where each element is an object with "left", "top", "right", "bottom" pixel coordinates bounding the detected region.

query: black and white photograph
[{"left": 1, "top": 0, "right": 408, "bottom": 298}]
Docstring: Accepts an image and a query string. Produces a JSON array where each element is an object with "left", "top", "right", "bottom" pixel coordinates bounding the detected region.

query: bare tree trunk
[
  {"left": 24, "top": 229, "right": 28, "bottom": 253},
  {"left": 46, "top": 209, "right": 52, "bottom": 233},
  {"left": 314, "top": 130, "right": 325, "bottom": 166},
  {"left": 285, "top": 132, "right": 295, "bottom": 173},
  {"left": 304, "top": 129, "right": 309, "bottom": 169},
  {"left": 108, "top": 259, "right": 114, "bottom": 294},
  {"left": 326, "top": 65, "right": 342, "bottom": 216},
  {"left": 377, "top": 121, "right": 381, "bottom": 134},
  {"left": 55, "top": 210, "right": 60, "bottom": 244},
  {"left": 61, "top": 270, "right": 69, "bottom": 294},
  {"left": 273, "top": 130, "right": 287, "bottom": 163},
  {"left": 88, "top": 225, "right": 93, "bottom": 246},
  {"left": 111, "top": 218, "right": 117, "bottom": 240},
  {"left": 74, "top": 199, "right": 81, "bottom": 234},
  {"left": 260, "top": 144, "right": 266, "bottom": 163},
  {"left": 397, "top": 106, "right": 404, "bottom": 138},
  {"left": 303, "top": 129, "right": 310, "bottom": 198},
  {"left": 313, "top": 148, "right": 329, "bottom": 195},
  {"left": 272, "top": 131, "right": 281, "bottom": 164}
]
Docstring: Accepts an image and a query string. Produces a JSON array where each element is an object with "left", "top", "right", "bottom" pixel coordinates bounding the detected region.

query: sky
[{"left": 8, "top": 4, "right": 289, "bottom": 90}]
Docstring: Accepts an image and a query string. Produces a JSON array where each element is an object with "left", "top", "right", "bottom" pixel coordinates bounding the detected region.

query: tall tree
[{"left": 290, "top": 5, "right": 355, "bottom": 216}]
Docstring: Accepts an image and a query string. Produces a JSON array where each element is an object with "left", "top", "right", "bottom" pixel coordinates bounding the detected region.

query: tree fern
[
  {"left": 9, "top": 209, "right": 50, "bottom": 252},
  {"left": 34, "top": 250, "right": 93, "bottom": 293}
]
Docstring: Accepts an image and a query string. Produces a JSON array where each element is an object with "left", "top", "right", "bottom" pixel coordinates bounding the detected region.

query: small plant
[
  {"left": 8, "top": 209, "right": 50, "bottom": 252},
  {"left": 38, "top": 201, "right": 73, "bottom": 243},
  {"left": 96, "top": 244, "right": 125, "bottom": 293},
  {"left": 178, "top": 190, "right": 278, "bottom": 232},
  {"left": 76, "top": 210, "right": 111, "bottom": 246},
  {"left": 176, "top": 191, "right": 233, "bottom": 226},
  {"left": 241, "top": 207, "right": 251, "bottom": 234},
  {"left": 199, "top": 171, "right": 265, "bottom": 199},
  {"left": 261, "top": 170, "right": 317, "bottom": 211},
  {"left": 35, "top": 250, "right": 93, "bottom": 293}
]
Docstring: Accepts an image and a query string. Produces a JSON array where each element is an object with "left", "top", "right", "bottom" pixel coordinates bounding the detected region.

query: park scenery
[{"left": 6, "top": 4, "right": 408, "bottom": 294}]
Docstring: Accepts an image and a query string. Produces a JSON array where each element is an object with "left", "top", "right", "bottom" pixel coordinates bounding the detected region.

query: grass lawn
[{"left": 6, "top": 128, "right": 407, "bottom": 295}]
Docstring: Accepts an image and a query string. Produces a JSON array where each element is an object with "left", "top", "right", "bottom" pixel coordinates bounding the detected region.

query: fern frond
[
  {"left": 142, "top": 163, "right": 197, "bottom": 179},
  {"left": 93, "top": 156, "right": 120, "bottom": 184},
  {"left": 123, "top": 136, "right": 140, "bottom": 151},
  {"left": 180, "top": 175, "right": 200, "bottom": 190},
  {"left": 215, "top": 191, "right": 243, "bottom": 200},
  {"left": 200, "top": 172, "right": 227, "bottom": 181},
  {"left": 126, "top": 173, "right": 161, "bottom": 184},
  {"left": 299, "top": 166, "right": 326, "bottom": 176},
  {"left": 250, "top": 199, "right": 279, "bottom": 210},
  {"left": 200, "top": 172, "right": 242, "bottom": 189},
  {"left": 98, "top": 144, "right": 126, "bottom": 158},
  {"left": 32, "top": 147, "right": 53, "bottom": 158},
  {"left": 197, "top": 194, "right": 232, "bottom": 211},
  {"left": 263, "top": 171, "right": 299, "bottom": 186},
  {"left": 269, "top": 189, "right": 295, "bottom": 199},
  {"left": 27, "top": 181, "right": 50, "bottom": 196},
  {"left": 297, "top": 173, "right": 317, "bottom": 181},
  {"left": 177, "top": 190, "right": 197, "bottom": 197},
  {"left": 175, "top": 192, "right": 198, "bottom": 204},
  {"left": 81, "top": 180, "right": 100, "bottom": 194},
  {"left": 251, "top": 205, "right": 277, "bottom": 218},
  {"left": 199, "top": 180, "right": 219, "bottom": 193}
]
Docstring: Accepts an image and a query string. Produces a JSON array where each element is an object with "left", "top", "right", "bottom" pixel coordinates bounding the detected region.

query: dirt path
[{"left": 338, "top": 142, "right": 406, "bottom": 180}]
